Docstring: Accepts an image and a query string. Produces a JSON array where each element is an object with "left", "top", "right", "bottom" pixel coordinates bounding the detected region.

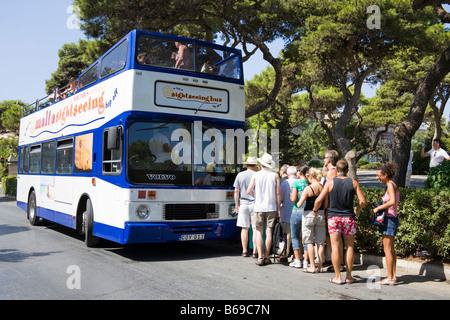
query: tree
[
  {"left": 283, "top": 0, "right": 438, "bottom": 179},
  {"left": 45, "top": 40, "right": 107, "bottom": 94},
  {"left": 0, "top": 100, "right": 25, "bottom": 134},
  {"left": 392, "top": 1, "right": 450, "bottom": 187}
]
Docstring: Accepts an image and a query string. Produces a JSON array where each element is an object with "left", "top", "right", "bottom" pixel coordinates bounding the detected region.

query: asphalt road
[
  {"left": 0, "top": 192, "right": 448, "bottom": 303},
  {"left": 357, "top": 169, "right": 427, "bottom": 189}
]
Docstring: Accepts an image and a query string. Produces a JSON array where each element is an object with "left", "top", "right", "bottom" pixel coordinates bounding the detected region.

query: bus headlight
[
  {"left": 136, "top": 205, "right": 150, "bottom": 220},
  {"left": 228, "top": 204, "right": 237, "bottom": 218}
]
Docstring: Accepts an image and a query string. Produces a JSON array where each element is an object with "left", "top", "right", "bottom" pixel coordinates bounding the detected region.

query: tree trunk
[{"left": 392, "top": 44, "right": 450, "bottom": 187}]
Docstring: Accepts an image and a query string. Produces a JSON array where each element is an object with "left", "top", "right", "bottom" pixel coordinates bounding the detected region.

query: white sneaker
[
  {"left": 289, "top": 260, "right": 301, "bottom": 268},
  {"left": 303, "top": 260, "right": 308, "bottom": 270}
]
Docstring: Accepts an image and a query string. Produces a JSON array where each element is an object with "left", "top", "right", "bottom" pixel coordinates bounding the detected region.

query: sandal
[
  {"left": 242, "top": 252, "right": 249, "bottom": 257},
  {"left": 263, "top": 258, "right": 272, "bottom": 265},
  {"left": 255, "top": 258, "right": 265, "bottom": 266}
]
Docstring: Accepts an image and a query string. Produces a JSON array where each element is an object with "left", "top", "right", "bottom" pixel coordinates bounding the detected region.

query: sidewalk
[{"left": 355, "top": 253, "right": 450, "bottom": 281}]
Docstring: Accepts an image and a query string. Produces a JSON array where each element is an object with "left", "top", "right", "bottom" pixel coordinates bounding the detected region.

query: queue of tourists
[{"left": 233, "top": 151, "right": 400, "bottom": 286}]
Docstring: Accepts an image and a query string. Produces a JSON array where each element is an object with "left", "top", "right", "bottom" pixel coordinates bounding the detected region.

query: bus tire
[
  {"left": 83, "top": 198, "right": 100, "bottom": 247},
  {"left": 27, "top": 191, "right": 40, "bottom": 226}
]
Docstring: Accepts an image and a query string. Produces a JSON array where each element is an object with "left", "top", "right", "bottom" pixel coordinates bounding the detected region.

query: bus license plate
[{"left": 180, "top": 234, "right": 205, "bottom": 241}]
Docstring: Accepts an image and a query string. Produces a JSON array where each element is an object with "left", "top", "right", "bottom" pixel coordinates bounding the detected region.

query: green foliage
[
  {"left": 308, "top": 159, "right": 323, "bottom": 168},
  {"left": 0, "top": 100, "right": 26, "bottom": 133},
  {"left": 356, "top": 158, "right": 369, "bottom": 168},
  {"left": 1, "top": 176, "right": 17, "bottom": 198},
  {"left": 45, "top": 40, "right": 108, "bottom": 94},
  {"left": 425, "top": 161, "right": 450, "bottom": 188},
  {"left": 355, "top": 187, "right": 450, "bottom": 260},
  {"left": 359, "top": 162, "right": 382, "bottom": 169}
]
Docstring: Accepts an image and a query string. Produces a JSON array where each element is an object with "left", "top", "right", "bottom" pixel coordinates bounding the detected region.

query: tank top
[
  {"left": 253, "top": 168, "right": 278, "bottom": 212},
  {"left": 382, "top": 182, "right": 399, "bottom": 217},
  {"left": 304, "top": 185, "right": 324, "bottom": 211},
  {"left": 328, "top": 177, "right": 356, "bottom": 218}
]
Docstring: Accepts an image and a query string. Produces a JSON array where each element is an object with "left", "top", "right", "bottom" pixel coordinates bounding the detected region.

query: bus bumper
[{"left": 121, "top": 220, "right": 240, "bottom": 244}]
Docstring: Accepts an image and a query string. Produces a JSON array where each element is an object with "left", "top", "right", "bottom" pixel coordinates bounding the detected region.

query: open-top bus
[{"left": 17, "top": 30, "right": 245, "bottom": 246}]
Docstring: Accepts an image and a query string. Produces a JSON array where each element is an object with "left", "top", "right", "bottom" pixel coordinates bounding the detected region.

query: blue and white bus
[{"left": 17, "top": 30, "right": 245, "bottom": 246}]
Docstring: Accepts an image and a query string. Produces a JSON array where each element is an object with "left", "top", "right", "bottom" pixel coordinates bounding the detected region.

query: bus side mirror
[{"left": 107, "top": 126, "right": 122, "bottom": 150}]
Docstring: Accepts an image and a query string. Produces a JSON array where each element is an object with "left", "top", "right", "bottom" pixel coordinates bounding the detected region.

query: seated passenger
[
  {"left": 137, "top": 52, "right": 150, "bottom": 64},
  {"left": 66, "top": 77, "right": 78, "bottom": 97},
  {"left": 201, "top": 60, "right": 219, "bottom": 75}
]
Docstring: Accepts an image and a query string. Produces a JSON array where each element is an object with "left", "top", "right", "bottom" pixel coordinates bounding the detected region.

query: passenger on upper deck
[
  {"left": 172, "top": 40, "right": 192, "bottom": 70},
  {"left": 137, "top": 52, "right": 150, "bottom": 64},
  {"left": 65, "top": 77, "right": 78, "bottom": 98},
  {"left": 201, "top": 60, "right": 219, "bottom": 75}
]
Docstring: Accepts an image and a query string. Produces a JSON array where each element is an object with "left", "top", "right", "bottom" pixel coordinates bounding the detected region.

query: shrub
[
  {"left": 308, "top": 159, "right": 323, "bottom": 168},
  {"left": 359, "top": 162, "right": 382, "bottom": 170},
  {"left": 356, "top": 158, "right": 369, "bottom": 168},
  {"left": 1, "top": 175, "right": 16, "bottom": 198},
  {"left": 355, "top": 187, "right": 450, "bottom": 260},
  {"left": 425, "top": 161, "right": 450, "bottom": 189}
]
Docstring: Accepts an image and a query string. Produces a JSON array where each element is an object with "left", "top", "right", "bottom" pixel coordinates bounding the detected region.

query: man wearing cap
[
  {"left": 233, "top": 156, "right": 258, "bottom": 257},
  {"left": 247, "top": 153, "right": 281, "bottom": 266}
]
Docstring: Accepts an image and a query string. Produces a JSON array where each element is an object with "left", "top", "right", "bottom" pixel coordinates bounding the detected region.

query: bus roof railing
[{"left": 22, "top": 79, "right": 78, "bottom": 117}]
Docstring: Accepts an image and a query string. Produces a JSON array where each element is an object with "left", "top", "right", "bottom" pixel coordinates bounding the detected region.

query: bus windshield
[
  {"left": 136, "top": 35, "right": 242, "bottom": 80},
  {"left": 127, "top": 120, "right": 240, "bottom": 186}
]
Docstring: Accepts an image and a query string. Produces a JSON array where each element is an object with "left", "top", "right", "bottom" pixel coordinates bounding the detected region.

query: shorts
[
  {"left": 302, "top": 210, "right": 326, "bottom": 244},
  {"left": 253, "top": 211, "right": 277, "bottom": 228},
  {"left": 379, "top": 216, "right": 399, "bottom": 237},
  {"left": 236, "top": 203, "right": 254, "bottom": 228},
  {"left": 327, "top": 216, "right": 356, "bottom": 235}
]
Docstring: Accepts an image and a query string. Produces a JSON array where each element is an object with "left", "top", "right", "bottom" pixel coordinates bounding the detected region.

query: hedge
[
  {"left": 355, "top": 187, "right": 450, "bottom": 260},
  {"left": 1, "top": 175, "right": 16, "bottom": 197}
]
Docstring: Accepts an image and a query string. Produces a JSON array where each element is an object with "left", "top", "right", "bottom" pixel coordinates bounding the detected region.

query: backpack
[{"left": 271, "top": 218, "right": 286, "bottom": 261}]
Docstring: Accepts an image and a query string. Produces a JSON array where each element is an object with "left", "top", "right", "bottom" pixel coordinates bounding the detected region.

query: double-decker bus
[{"left": 17, "top": 30, "right": 245, "bottom": 246}]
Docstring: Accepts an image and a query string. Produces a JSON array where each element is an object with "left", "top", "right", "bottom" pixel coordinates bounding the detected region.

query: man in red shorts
[{"left": 313, "top": 160, "right": 366, "bottom": 285}]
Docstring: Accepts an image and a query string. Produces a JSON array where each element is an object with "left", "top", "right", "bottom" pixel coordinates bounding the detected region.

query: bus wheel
[
  {"left": 27, "top": 191, "right": 40, "bottom": 226},
  {"left": 83, "top": 198, "right": 100, "bottom": 247}
]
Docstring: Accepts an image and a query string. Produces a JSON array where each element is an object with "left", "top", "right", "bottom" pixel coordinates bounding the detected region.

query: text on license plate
[{"left": 180, "top": 234, "right": 205, "bottom": 241}]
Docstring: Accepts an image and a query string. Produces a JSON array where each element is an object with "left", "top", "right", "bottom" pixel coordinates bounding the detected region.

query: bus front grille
[{"left": 164, "top": 203, "right": 217, "bottom": 220}]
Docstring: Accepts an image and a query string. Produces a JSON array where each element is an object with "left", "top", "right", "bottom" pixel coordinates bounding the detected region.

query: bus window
[
  {"left": 127, "top": 121, "right": 192, "bottom": 185},
  {"left": 75, "top": 133, "right": 93, "bottom": 173},
  {"left": 29, "top": 145, "right": 42, "bottom": 174},
  {"left": 23, "top": 146, "right": 29, "bottom": 173},
  {"left": 103, "top": 127, "right": 123, "bottom": 174},
  {"left": 42, "top": 141, "right": 56, "bottom": 174},
  {"left": 136, "top": 35, "right": 193, "bottom": 71},
  {"left": 78, "top": 62, "right": 99, "bottom": 89},
  {"left": 193, "top": 122, "right": 240, "bottom": 186},
  {"left": 56, "top": 138, "right": 74, "bottom": 174},
  {"left": 19, "top": 147, "right": 24, "bottom": 173},
  {"left": 101, "top": 39, "right": 128, "bottom": 79}
]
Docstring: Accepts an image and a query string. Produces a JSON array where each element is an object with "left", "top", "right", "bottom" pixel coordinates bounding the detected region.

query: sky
[{"left": 0, "top": 1, "right": 448, "bottom": 119}]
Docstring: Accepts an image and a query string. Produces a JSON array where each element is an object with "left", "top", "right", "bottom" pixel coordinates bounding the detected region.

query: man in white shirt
[
  {"left": 421, "top": 139, "right": 450, "bottom": 168},
  {"left": 233, "top": 156, "right": 258, "bottom": 257},
  {"left": 247, "top": 153, "right": 281, "bottom": 266}
]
